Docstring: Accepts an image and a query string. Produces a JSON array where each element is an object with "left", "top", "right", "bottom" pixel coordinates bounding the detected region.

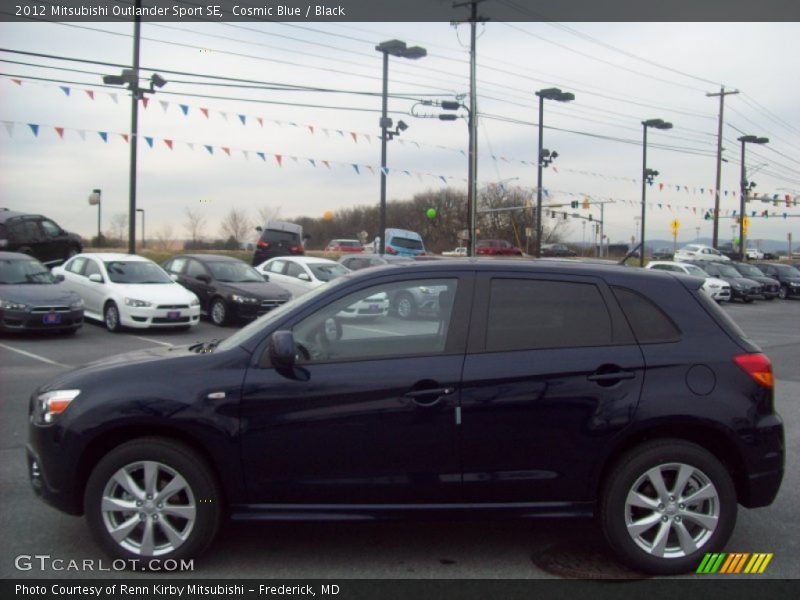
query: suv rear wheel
[
  {"left": 84, "top": 438, "right": 221, "bottom": 564},
  {"left": 600, "top": 439, "right": 736, "bottom": 574}
]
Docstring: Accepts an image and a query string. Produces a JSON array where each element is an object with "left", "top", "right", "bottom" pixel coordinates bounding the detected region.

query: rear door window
[{"left": 611, "top": 286, "right": 681, "bottom": 344}]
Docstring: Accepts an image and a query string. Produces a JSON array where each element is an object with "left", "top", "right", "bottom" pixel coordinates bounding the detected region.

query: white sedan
[
  {"left": 646, "top": 261, "right": 731, "bottom": 302},
  {"left": 255, "top": 256, "right": 388, "bottom": 318},
  {"left": 673, "top": 244, "right": 730, "bottom": 262},
  {"left": 53, "top": 253, "right": 200, "bottom": 332}
]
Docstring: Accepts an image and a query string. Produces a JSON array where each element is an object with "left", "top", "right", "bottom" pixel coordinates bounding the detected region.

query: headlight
[
  {"left": 36, "top": 389, "right": 80, "bottom": 424},
  {"left": 70, "top": 298, "right": 84, "bottom": 310},
  {"left": 190, "top": 296, "right": 200, "bottom": 306},
  {"left": 790, "top": 282, "right": 800, "bottom": 287},
  {"left": 0, "top": 298, "right": 29, "bottom": 311},
  {"left": 708, "top": 284, "right": 720, "bottom": 289},
  {"left": 231, "top": 294, "right": 259, "bottom": 304},
  {"left": 124, "top": 297, "right": 152, "bottom": 307}
]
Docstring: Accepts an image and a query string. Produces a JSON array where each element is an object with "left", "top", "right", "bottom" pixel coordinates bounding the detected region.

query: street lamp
[
  {"left": 375, "top": 39, "right": 426, "bottom": 255},
  {"left": 535, "top": 87, "right": 574, "bottom": 258},
  {"left": 640, "top": 118, "right": 673, "bottom": 266},
  {"left": 102, "top": 7, "right": 168, "bottom": 256},
  {"left": 136, "top": 208, "right": 145, "bottom": 250},
  {"left": 88, "top": 189, "right": 102, "bottom": 247},
  {"left": 738, "top": 135, "right": 769, "bottom": 260}
]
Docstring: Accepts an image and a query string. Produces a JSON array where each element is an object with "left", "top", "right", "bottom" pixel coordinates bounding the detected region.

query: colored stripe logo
[{"left": 697, "top": 553, "right": 773, "bottom": 574}]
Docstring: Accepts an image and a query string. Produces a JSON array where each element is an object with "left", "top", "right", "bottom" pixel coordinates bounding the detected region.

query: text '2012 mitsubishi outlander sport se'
[{"left": 27, "top": 259, "right": 784, "bottom": 574}]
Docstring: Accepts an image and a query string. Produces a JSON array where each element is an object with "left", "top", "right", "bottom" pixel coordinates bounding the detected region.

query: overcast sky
[{"left": 1, "top": 14, "right": 799, "bottom": 248}]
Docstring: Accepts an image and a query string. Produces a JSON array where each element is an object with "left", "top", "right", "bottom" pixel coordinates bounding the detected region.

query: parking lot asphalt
[{"left": 1, "top": 301, "right": 798, "bottom": 579}]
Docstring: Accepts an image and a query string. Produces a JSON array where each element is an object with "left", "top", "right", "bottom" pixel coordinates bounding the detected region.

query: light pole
[
  {"left": 737, "top": 135, "right": 769, "bottom": 261},
  {"left": 88, "top": 189, "right": 101, "bottom": 246},
  {"left": 640, "top": 118, "right": 673, "bottom": 266},
  {"left": 136, "top": 208, "right": 145, "bottom": 250},
  {"left": 375, "top": 39, "right": 426, "bottom": 255},
  {"left": 535, "top": 87, "right": 574, "bottom": 258},
  {"left": 102, "top": 1, "right": 167, "bottom": 255}
]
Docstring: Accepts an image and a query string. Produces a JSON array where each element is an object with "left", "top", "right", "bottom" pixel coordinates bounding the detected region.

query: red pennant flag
[
  {"left": 12, "top": 79, "right": 22, "bottom": 85},
  {"left": 275, "top": 154, "right": 283, "bottom": 167},
  {"left": 85, "top": 90, "right": 95, "bottom": 100},
  {"left": 257, "top": 117, "right": 263, "bottom": 127},
  {"left": 200, "top": 108, "right": 209, "bottom": 119},
  {"left": 222, "top": 147, "right": 231, "bottom": 156},
  {"left": 121, "top": 133, "right": 129, "bottom": 143},
  {"left": 141, "top": 97, "right": 149, "bottom": 109},
  {"left": 350, "top": 132, "right": 358, "bottom": 143},
  {"left": 54, "top": 127, "right": 65, "bottom": 139},
  {"left": 658, "top": 183, "right": 664, "bottom": 191},
  {"left": 164, "top": 139, "right": 173, "bottom": 150},
  {"left": 308, "top": 125, "right": 314, "bottom": 134},
  {"left": 322, "top": 160, "right": 331, "bottom": 169}
]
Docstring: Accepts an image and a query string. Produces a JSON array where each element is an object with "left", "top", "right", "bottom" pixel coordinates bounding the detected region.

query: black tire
[
  {"left": 209, "top": 297, "right": 228, "bottom": 326},
  {"left": 394, "top": 292, "right": 416, "bottom": 320},
  {"left": 104, "top": 301, "right": 122, "bottom": 332},
  {"left": 778, "top": 285, "right": 788, "bottom": 300},
  {"left": 84, "top": 438, "right": 221, "bottom": 565},
  {"left": 744, "top": 297, "right": 754, "bottom": 304},
  {"left": 600, "top": 439, "right": 737, "bottom": 575}
]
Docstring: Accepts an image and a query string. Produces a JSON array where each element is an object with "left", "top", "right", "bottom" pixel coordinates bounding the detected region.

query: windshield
[
  {"left": 737, "top": 264, "right": 764, "bottom": 277},
  {"left": 309, "top": 263, "right": 349, "bottom": 282},
  {"left": 208, "top": 261, "right": 263, "bottom": 283},
  {"left": 684, "top": 265, "right": 708, "bottom": 277},
  {"left": 0, "top": 258, "right": 55, "bottom": 284},
  {"left": 774, "top": 264, "right": 800, "bottom": 277},
  {"left": 104, "top": 261, "right": 173, "bottom": 284},
  {"left": 390, "top": 236, "right": 424, "bottom": 250},
  {"left": 716, "top": 264, "right": 742, "bottom": 278}
]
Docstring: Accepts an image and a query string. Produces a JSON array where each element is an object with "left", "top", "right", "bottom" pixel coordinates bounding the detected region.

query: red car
[
  {"left": 325, "top": 239, "right": 364, "bottom": 253},
  {"left": 476, "top": 239, "right": 523, "bottom": 256}
]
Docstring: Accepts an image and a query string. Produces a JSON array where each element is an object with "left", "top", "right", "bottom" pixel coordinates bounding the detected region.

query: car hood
[
  {"left": 218, "top": 281, "right": 292, "bottom": 300},
  {"left": 112, "top": 282, "right": 197, "bottom": 304},
  {"left": 704, "top": 277, "right": 729, "bottom": 287},
  {"left": 0, "top": 283, "right": 80, "bottom": 305},
  {"left": 726, "top": 277, "right": 759, "bottom": 288}
]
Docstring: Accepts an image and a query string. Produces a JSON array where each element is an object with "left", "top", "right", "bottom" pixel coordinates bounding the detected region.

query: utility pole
[
  {"left": 706, "top": 87, "right": 738, "bottom": 250},
  {"left": 454, "top": 0, "right": 485, "bottom": 256}
]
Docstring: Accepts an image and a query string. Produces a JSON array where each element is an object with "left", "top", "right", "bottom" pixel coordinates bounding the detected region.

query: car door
[
  {"left": 80, "top": 258, "right": 107, "bottom": 315},
  {"left": 459, "top": 272, "right": 645, "bottom": 504},
  {"left": 239, "top": 274, "right": 472, "bottom": 504},
  {"left": 182, "top": 259, "right": 214, "bottom": 310},
  {"left": 39, "top": 218, "right": 68, "bottom": 264}
]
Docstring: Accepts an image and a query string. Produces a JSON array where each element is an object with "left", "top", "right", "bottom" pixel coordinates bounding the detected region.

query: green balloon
[{"left": 426, "top": 208, "right": 437, "bottom": 219}]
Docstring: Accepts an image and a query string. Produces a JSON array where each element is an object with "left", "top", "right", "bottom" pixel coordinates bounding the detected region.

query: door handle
[
  {"left": 587, "top": 370, "right": 635, "bottom": 384},
  {"left": 403, "top": 387, "right": 455, "bottom": 407}
]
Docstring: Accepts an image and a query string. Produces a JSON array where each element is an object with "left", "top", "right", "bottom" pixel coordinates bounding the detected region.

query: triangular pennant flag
[
  {"left": 59, "top": 86, "right": 71, "bottom": 96},
  {"left": 291, "top": 156, "right": 299, "bottom": 164},
  {"left": 289, "top": 122, "right": 298, "bottom": 128},
  {"left": 2, "top": 121, "right": 14, "bottom": 136},
  {"left": 200, "top": 108, "right": 209, "bottom": 118},
  {"left": 257, "top": 152, "right": 266, "bottom": 161},
  {"left": 403, "top": 170, "right": 411, "bottom": 177},
  {"left": 365, "top": 134, "right": 372, "bottom": 143},
  {"left": 179, "top": 104, "right": 189, "bottom": 116},
  {"left": 222, "top": 147, "right": 231, "bottom": 156},
  {"left": 381, "top": 167, "right": 389, "bottom": 176},
  {"left": 108, "top": 93, "right": 118, "bottom": 104},
  {"left": 54, "top": 127, "right": 65, "bottom": 139},
  {"left": 120, "top": 133, "right": 129, "bottom": 143},
  {"left": 159, "top": 100, "right": 169, "bottom": 112},
  {"left": 257, "top": 118, "right": 263, "bottom": 127},
  {"left": 204, "top": 145, "right": 213, "bottom": 155},
  {"left": 77, "top": 130, "right": 86, "bottom": 141},
  {"left": 658, "top": 183, "right": 664, "bottom": 191},
  {"left": 336, "top": 130, "right": 344, "bottom": 137},
  {"left": 275, "top": 154, "right": 283, "bottom": 167},
  {"left": 308, "top": 159, "right": 316, "bottom": 168},
  {"left": 439, "top": 176, "right": 447, "bottom": 184},
  {"left": 352, "top": 164, "right": 360, "bottom": 174},
  {"left": 141, "top": 97, "right": 149, "bottom": 109},
  {"left": 85, "top": 90, "right": 95, "bottom": 100},
  {"left": 238, "top": 114, "right": 246, "bottom": 126},
  {"left": 553, "top": 166, "right": 559, "bottom": 174},
  {"left": 322, "top": 128, "right": 330, "bottom": 137},
  {"left": 186, "top": 142, "right": 194, "bottom": 151},
  {"left": 144, "top": 136, "right": 154, "bottom": 148},
  {"left": 350, "top": 132, "right": 358, "bottom": 143},
  {"left": 366, "top": 165, "right": 374, "bottom": 175},
  {"left": 308, "top": 125, "right": 314, "bottom": 134},
  {"left": 28, "top": 123, "right": 40, "bottom": 137},
  {"left": 98, "top": 131, "right": 108, "bottom": 143},
  {"left": 11, "top": 79, "right": 22, "bottom": 86},
  {"left": 219, "top": 112, "right": 228, "bottom": 121},
  {"left": 164, "top": 139, "right": 174, "bottom": 150},
  {"left": 242, "top": 150, "right": 249, "bottom": 160},
  {"left": 322, "top": 160, "right": 331, "bottom": 169}
]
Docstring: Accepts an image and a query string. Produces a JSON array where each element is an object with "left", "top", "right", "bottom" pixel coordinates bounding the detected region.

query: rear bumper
[{"left": 737, "top": 413, "right": 785, "bottom": 508}]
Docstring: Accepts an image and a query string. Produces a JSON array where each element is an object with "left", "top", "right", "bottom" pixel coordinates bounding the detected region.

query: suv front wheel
[{"left": 600, "top": 439, "right": 736, "bottom": 574}]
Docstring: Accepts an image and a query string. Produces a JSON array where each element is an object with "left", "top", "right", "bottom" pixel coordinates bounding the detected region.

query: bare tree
[
  {"left": 219, "top": 207, "right": 252, "bottom": 245},
  {"left": 256, "top": 205, "right": 283, "bottom": 225},
  {"left": 183, "top": 207, "right": 206, "bottom": 244},
  {"left": 108, "top": 213, "right": 128, "bottom": 246},
  {"left": 153, "top": 225, "right": 176, "bottom": 252}
]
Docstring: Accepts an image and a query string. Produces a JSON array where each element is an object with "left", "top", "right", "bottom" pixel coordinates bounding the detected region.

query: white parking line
[
  {"left": 0, "top": 343, "right": 72, "bottom": 368},
  {"left": 130, "top": 336, "right": 173, "bottom": 347}
]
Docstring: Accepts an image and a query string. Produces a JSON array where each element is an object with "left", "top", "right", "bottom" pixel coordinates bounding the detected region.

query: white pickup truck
[{"left": 442, "top": 247, "right": 467, "bottom": 257}]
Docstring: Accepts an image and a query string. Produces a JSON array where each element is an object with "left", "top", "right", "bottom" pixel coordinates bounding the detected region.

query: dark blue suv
[{"left": 27, "top": 260, "right": 784, "bottom": 574}]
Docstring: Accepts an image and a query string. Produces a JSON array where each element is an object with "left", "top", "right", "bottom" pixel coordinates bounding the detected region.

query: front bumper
[
  {"left": 121, "top": 305, "right": 201, "bottom": 328},
  {"left": 0, "top": 308, "right": 83, "bottom": 332}
]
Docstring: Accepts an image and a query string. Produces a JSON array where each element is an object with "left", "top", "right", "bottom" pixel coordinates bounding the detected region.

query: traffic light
[
  {"left": 570, "top": 200, "right": 579, "bottom": 209},
  {"left": 704, "top": 211, "right": 711, "bottom": 221},
  {"left": 588, "top": 214, "right": 593, "bottom": 221}
]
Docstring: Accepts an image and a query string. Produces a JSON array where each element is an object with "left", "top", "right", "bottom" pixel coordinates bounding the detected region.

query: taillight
[
  {"left": 385, "top": 246, "right": 397, "bottom": 255},
  {"left": 734, "top": 353, "right": 774, "bottom": 388},
  {"left": 289, "top": 245, "right": 304, "bottom": 254},
  {"left": 418, "top": 251, "right": 427, "bottom": 256},
  {"left": 257, "top": 239, "right": 270, "bottom": 249}
]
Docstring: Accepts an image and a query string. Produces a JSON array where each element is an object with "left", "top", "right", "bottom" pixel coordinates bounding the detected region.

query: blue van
[{"left": 374, "top": 228, "right": 427, "bottom": 257}]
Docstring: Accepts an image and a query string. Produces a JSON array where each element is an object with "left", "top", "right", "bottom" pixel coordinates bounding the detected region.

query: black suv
[
  {"left": 0, "top": 209, "right": 82, "bottom": 267},
  {"left": 752, "top": 263, "right": 800, "bottom": 300},
  {"left": 27, "top": 260, "right": 784, "bottom": 574},
  {"left": 251, "top": 222, "right": 305, "bottom": 266}
]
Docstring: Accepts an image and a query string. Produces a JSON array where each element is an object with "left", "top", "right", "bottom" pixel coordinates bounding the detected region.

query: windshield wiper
[{"left": 188, "top": 339, "right": 221, "bottom": 354}]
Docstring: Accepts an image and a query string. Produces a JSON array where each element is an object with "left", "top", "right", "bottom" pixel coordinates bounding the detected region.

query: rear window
[
  {"left": 693, "top": 289, "right": 750, "bottom": 342},
  {"left": 390, "top": 236, "right": 424, "bottom": 250},
  {"left": 612, "top": 286, "right": 681, "bottom": 344},
  {"left": 262, "top": 229, "right": 300, "bottom": 244}
]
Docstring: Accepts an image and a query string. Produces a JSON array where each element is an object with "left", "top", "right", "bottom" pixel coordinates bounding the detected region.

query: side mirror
[
  {"left": 88, "top": 273, "right": 104, "bottom": 283},
  {"left": 196, "top": 274, "right": 211, "bottom": 283},
  {"left": 298, "top": 273, "right": 311, "bottom": 281},
  {"left": 54, "top": 273, "right": 65, "bottom": 282},
  {"left": 262, "top": 273, "right": 270, "bottom": 282},
  {"left": 269, "top": 331, "right": 296, "bottom": 371},
  {"left": 169, "top": 273, "right": 179, "bottom": 282},
  {"left": 255, "top": 226, "right": 263, "bottom": 233}
]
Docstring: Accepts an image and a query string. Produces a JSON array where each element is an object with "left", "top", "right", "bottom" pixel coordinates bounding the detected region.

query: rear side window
[
  {"left": 486, "top": 279, "right": 613, "bottom": 352},
  {"left": 612, "top": 286, "right": 681, "bottom": 344}
]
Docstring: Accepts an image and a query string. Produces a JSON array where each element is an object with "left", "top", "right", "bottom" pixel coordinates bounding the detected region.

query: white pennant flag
[
  {"left": 159, "top": 100, "right": 169, "bottom": 112},
  {"left": 2, "top": 121, "right": 14, "bottom": 136},
  {"left": 77, "top": 130, "right": 86, "bottom": 141},
  {"left": 108, "top": 93, "right": 118, "bottom": 104}
]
